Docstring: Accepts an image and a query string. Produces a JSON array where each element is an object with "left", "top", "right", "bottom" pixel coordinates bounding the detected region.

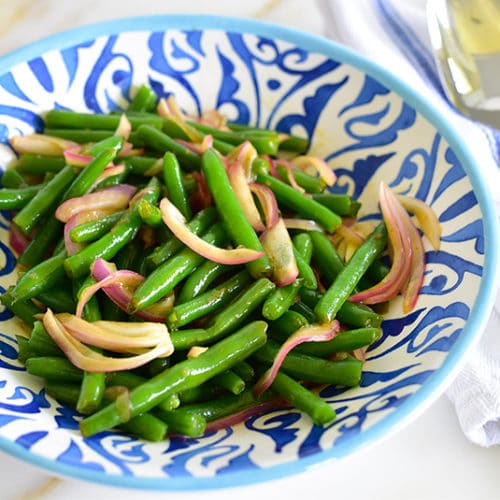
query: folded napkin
[{"left": 317, "top": 0, "right": 500, "bottom": 447}]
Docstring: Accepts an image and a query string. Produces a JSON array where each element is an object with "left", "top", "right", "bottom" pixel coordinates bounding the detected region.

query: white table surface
[{"left": 1, "top": 1, "right": 499, "bottom": 499}]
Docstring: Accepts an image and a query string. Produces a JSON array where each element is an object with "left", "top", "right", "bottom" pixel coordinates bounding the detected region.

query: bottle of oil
[{"left": 428, "top": 0, "right": 500, "bottom": 120}]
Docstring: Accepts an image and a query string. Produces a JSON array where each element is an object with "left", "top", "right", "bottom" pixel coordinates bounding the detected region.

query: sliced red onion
[
  {"left": 143, "top": 158, "right": 164, "bottom": 176},
  {"left": 292, "top": 155, "right": 336, "bottom": 187},
  {"left": 201, "top": 134, "right": 213, "bottom": 151},
  {"left": 175, "top": 138, "right": 203, "bottom": 154},
  {"left": 117, "top": 141, "right": 144, "bottom": 158},
  {"left": 64, "top": 209, "right": 112, "bottom": 256},
  {"left": 58, "top": 312, "right": 170, "bottom": 352},
  {"left": 10, "top": 134, "right": 78, "bottom": 156},
  {"left": 228, "top": 159, "right": 265, "bottom": 232},
  {"left": 64, "top": 145, "right": 93, "bottom": 167},
  {"left": 276, "top": 159, "right": 306, "bottom": 194},
  {"left": 159, "top": 197, "right": 264, "bottom": 264},
  {"left": 92, "top": 164, "right": 126, "bottom": 190},
  {"left": 259, "top": 218, "right": 299, "bottom": 287},
  {"left": 82, "top": 258, "right": 174, "bottom": 321},
  {"left": 392, "top": 194, "right": 426, "bottom": 313},
  {"left": 157, "top": 96, "right": 203, "bottom": 142},
  {"left": 282, "top": 218, "right": 323, "bottom": 232},
  {"left": 254, "top": 321, "right": 340, "bottom": 396},
  {"left": 55, "top": 185, "right": 137, "bottom": 223},
  {"left": 396, "top": 194, "right": 441, "bottom": 251},
  {"left": 199, "top": 109, "right": 228, "bottom": 129},
  {"left": 249, "top": 183, "right": 279, "bottom": 230},
  {"left": 42, "top": 309, "right": 173, "bottom": 373},
  {"left": 349, "top": 183, "right": 413, "bottom": 305},
  {"left": 114, "top": 113, "right": 131, "bottom": 140}
]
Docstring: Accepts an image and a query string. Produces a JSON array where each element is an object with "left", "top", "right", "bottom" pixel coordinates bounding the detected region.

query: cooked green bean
[
  {"left": 131, "top": 222, "right": 226, "bottom": 312},
  {"left": 201, "top": 149, "right": 271, "bottom": 279},
  {"left": 162, "top": 151, "right": 192, "bottom": 219},
  {"left": 69, "top": 211, "right": 124, "bottom": 243},
  {"left": 80, "top": 320, "right": 268, "bottom": 436},
  {"left": 13, "top": 166, "right": 76, "bottom": 235},
  {"left": 167, "top": 270, "right": 251, "bottom": 329},
  {"left": 0, "top": 185, "right": 43, "bottom": 210},
  {"left": 26, "top": 356, "right": 83, "bottom": 382},
  {"left": 255, "top": 172, "right": 341, "bottom": 232},
  {"left": 275, "top": 164, "right": 325, "bottom": 193},
  {"left": 315, "top": 222, "right": 387, "bottom": 323},
  {"left": 312, "top": 193, "right": 361, "bottom": 217}
]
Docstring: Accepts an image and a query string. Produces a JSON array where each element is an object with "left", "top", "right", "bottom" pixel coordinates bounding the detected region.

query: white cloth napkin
[{"left": 316, "top": 0, "right": 500, "bottom": 447}]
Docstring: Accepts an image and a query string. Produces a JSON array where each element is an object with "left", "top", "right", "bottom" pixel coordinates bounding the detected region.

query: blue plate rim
[{"left": 0, "top": 13, "right": 498, "bottom": 491}]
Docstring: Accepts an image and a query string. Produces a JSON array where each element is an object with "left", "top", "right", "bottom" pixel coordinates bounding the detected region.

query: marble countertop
[{"left": 1, "top": 1, "right": 500, "bottom": 499}]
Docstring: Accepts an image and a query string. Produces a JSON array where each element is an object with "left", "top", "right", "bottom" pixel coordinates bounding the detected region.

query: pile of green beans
[{"left": 1, "top": 84, "right": 389, "bottom": 441}]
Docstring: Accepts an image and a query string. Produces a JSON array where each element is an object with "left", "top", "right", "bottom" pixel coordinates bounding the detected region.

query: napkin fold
[{"left": 317, "top": 0, "right": 500, "bottom": 447}]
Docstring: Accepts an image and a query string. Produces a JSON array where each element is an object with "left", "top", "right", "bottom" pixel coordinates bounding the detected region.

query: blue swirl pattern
[{"left": 0, "top": 27, "right": 488, "bottom": 485}]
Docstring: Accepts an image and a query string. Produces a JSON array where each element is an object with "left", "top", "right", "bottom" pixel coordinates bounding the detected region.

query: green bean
[
  {"left": 269, "top": 310, "right": 309, "bottom": 337},
  {"left": 262, "top": 278, "right": 302, "bottom": 321},
  {"left": 178, "top": 383, "right": 222, "bottom": 405},
  {"left": 171, "top": 278, "right": 275, "bottom": 349},
  {"left": 106, "top": 372, "right": 180, "bottom": 412},
  {"left": 293, "top": 232, "right": 313, "bottom": 262},
  {"left": 167, "top": 270, "right": 251, "bottom": 329},
  {"left": 43, "top": 128, "right": 115, "bottom": 144},
  {"left": 64, "top": 177, "right": 161, "bottom": 278},
  {"left": 1, "top": 168, "right": 30, "bottom": 187},
  {"left": 25, "top": 356, "right": 83, "bottom": 383},
  {"left": 293, "top": 247, "right": 317, "bottom": 289},
  {"left": 269, "top": 371, "right": 336, "bottom": 426},
  {"left": 85, "top": 136, "right": 124, "bottom": 156},
  {"left": 227, "top": 122, "right": 309, "bottom": 153},
  {"left": 120, "top": 412, "right": 168, "bottom": 442},
  {"left": 290, "top": 300, "right": 317, "bottom": 323},
  {"left": 69, "top": 211, "right": 124, "bottom": 243},
  {"left": 45, "top": 382, "right": 81, "bottom": 407},
  {"left": 13, "top": 166, "right": 76, "bottom": 235},
  {"left": 16, "top": 335, "right": 34, "bottom": 364},
  {"left": 298, "top": 287, "right": 382, "bottom": 328},
  {"left": 275, "top": 164, "right": 325, "bottom": 194},
  {"left": 312, "top": 193, "right": 361, "bottom": 217},
  {"left": 253, "top": 339, "right": 362, "bottom": 386},
  {"left": 146, "top": 206, "right": 217, "bottom": 267},
  {"left": 80, "top": 320, "right": 268, "bottom": 436},
  {"left": 213, "top": 370, "right": 246, "bottom": 395},
  {"left": 0, "top": 185, "right": 43, "bottom": 210},
  {"left": 14, "top": 155, "right": 66, "bottom": 175},
  {"left": 171, "top": 388, "right": 271, "bottom": 424},
  {"left": 36, "top": 287, "right": 76, "bottom": 313},
  {"left": 201, "top": 149, "right": 271, "bottom": 278},
  {"left": 136, "top": 125, "right": 201, "bottom": 170},
  {"left": 162, "top": 151, "right": 192, "bottom": 219},
  {"left": 28, "top": 320, "right": 63, "bottom": 357},
  {"left": 309, "top": 230, "right": 345, "bottom": 285},
  {"left": 231, "top": 361, "right": 255, "bottom": 382},
  {"left": 255, "top": 172, "right": 341, "bottom": 232},
  {"left": 128, "top": 84, "right": 158, "bottom": 112},
  {"left": 154, "top": 407, "right": 207, "bottom": 437},
  {"left": 45, "top": 109, "right": 164, "bottom": 131},
  {"left": 137, "top": 198, "right": 162, "bottom": 227},
  {"left": 189, "top": 121, "right": 279, "bottom": 155},
  {"left": 315, "top": 222, "right": 387, "bottom": 323},
  {"left": 0, "top": 289, "right": 40, "bottom": 326},
  {"left": 131, "top": 222, "right": 226, "bottom": 312},
  {"left": 176, "top": 260, "right": 232, "bottom": 303},
  {"left": 122, "top": 156, "right": 160, "bottom": 176},
  {"left": 11, "top": 249, "right": 67, "bottom": 301}
]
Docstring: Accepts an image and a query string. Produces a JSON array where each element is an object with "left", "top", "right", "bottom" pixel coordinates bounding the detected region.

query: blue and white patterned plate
[{"left": 0, "top": 15, "right": 497, "bottom": 490}]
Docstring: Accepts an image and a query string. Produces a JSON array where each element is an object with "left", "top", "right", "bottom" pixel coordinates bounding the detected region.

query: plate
[{"left": 0, "top": 15, "right": 497, "bottom": 490}]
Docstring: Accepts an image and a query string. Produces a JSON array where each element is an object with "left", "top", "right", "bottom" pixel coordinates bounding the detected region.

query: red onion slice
[
  {"left": 157, "top": 96, "right": 203, "bottom": 142},
  {"left": 254, "top": 321, "right": 340, "bottom": 396},
  {"left": 396, "top": 194, "right": 441, "bottom": 251},
  {"left": 292, "top": 155, "right": 336, "bottom": 187},
  {"left": 64, "top": 209, "right": 113, "bottom": 256},
  {"left": 10, "top": 134, "right": 78, "bottom": 156},
  {"left": 64, "top": 146, "right": 93, "bottom": 167},
  {"left": 283, "top": 218, "right": 323, "bottom": 232},
  {"left": 349, "top": 183, "right": 413, "bottom": 305},
  {"left": 159, "top": 197, "right": 264, "bottom": 264},
  {"left": 249, "top": 183, "right": 279, "bottom": 230},
  {"left": 55, "top": 185, "right": 137, "bottom": 223},
  {"left": 259, "top": 218, "right": 299, "bottom": 287},
  {"left": 114, "top": 113, "right": 131, "bottom": 140},
  {"left": 42, "top": 309, "right": 173, "bottom": 373},
  {"left": 228, "top": 157, "right": 265, "bottom": 232}
]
